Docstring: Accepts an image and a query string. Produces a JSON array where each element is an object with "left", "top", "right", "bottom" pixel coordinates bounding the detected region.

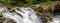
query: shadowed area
[{"left": 52, "top": 4, "right": 60, "bottom": 15}]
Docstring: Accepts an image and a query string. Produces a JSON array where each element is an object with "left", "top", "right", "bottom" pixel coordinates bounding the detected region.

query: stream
[
  {"left": 0, "top": 6, "right": 60, "bottom": 23},
  {"left": 0, "top": 7, "right": 41, "bottom": 23}
]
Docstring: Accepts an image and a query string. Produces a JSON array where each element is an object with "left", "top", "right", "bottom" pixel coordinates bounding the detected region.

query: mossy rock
[{"left": 0, "top": 13, "right": 3, "bottom": 17}]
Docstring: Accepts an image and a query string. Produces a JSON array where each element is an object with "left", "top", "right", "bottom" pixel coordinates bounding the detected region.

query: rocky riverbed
[{"left": 0, "top": 1, "right": 60, "bottom": 23}]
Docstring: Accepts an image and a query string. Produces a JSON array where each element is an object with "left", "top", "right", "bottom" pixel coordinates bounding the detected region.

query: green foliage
[
  {"left": 25, "top": 0, "right": 37, "bottom": 4},
  {"left": 0, "top": 0, "right": 51, "bottom": 6},
  {"left": 0, "top": 0, "right": 11, "bottom": 3}
]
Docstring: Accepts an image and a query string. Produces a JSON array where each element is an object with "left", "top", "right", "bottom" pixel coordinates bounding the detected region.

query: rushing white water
[
  {"left": 51, "top": 15, "right": 60, "bottom": 23},
  {"left": 0, "top": 6, "right": 60, "bottom": 23},
  {"left": 0, "top": 7, "right": 41, "bottom": 23}
]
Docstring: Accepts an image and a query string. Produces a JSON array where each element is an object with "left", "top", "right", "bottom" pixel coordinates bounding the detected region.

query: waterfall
[
  {"left": 0, "top": 7, "right": 41, "bottom": 23},
  {"left": 0, "top": 6, "right": 60, "bottom": 23}
]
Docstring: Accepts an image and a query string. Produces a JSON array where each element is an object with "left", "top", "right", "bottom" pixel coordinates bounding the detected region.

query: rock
[
  {"left": 0, "top": 17, "right": 5, "bottom": 20},
  {"left": 0, "top": 20, "right": 3, "bottom": 23},
  {"left": 3, "top": 18, "right": 16, "bottom": 23}
]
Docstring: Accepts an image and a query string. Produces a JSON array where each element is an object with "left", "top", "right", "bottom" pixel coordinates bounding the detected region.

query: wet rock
[
  {"left": 0, "top": 14, "right": 16, "bottom": 23},
  {"left": 0, "top": 13, "right": 3, "bottom": 17},
  {"left": 3, "top": 18, "right": 16, "bottom": 23},
  {"left": 0, "top": 17, "right": 5, "bottom": 20},
  {"left": 0, "top": 20, "right": 3, "bottom": 23}
]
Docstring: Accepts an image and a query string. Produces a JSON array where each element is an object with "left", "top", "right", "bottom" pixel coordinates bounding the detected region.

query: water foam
[{"left": 0, "top": 7, "right": 41, "bottom": 23}]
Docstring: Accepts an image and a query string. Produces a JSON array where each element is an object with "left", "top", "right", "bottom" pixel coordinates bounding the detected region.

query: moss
[{"left": 0, "top": 13, "right": 3, "bottom": 17}]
